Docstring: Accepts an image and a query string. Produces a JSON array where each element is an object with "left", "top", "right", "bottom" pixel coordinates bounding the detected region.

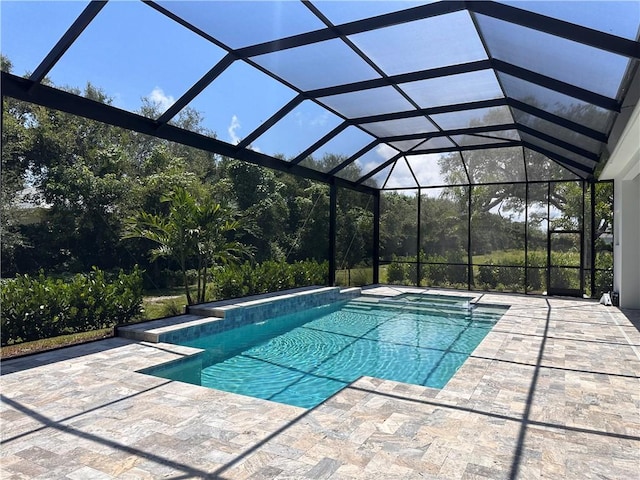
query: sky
[
  {"left": 0, "top": 0, "right": 456, "bottom": 189},
  {"left": 2, "top": 0, "right": 634, "bottom": 190}
]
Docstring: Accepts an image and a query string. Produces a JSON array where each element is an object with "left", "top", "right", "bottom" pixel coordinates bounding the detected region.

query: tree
[
  {"left": 420, "top": 191, "right": 468, "bottom": 258},
  {"left": 0, "top": 79, "right": 141, "bottom": 274},
  {"left": 1, "top": 56, "right": 33, "bottom": 273},
  {"left": 222, "top": 159, "right": 290, "bottom": 261},
  {"left": 433, "top": 101, "right": 614, "bottom": 231},
  {"left": 280, "top": 180, "right": 329, "bottom": 263},
  {"left": 380, "top": 192, "right": 417, "bottom": 259},
  {"left": 123, "top": 187, "right": 252, "bottom": 304}
]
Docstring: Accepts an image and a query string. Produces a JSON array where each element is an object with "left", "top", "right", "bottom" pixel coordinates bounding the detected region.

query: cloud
[
  {"left": 227, "top": 115, "right": 262, "bottom": 151},
  {"left": 228, "top": 115, "right": 241, "bottom": 145},
  {"left": 375, "top": 144, "right": 397, "bottom": 159},
  {"left": 148, "top": 87, "right": 175, "bottom": 111},
  {"left": 407, "top": 154, "right": 443, "bottom": 187},
  {"left": 385, "top": 159, "right": 416, "bottom": 189},
  {"left": 293, "top": 110, "right": 330, "bottom": 128},
  {"left": 310, "top": 111, "right": 330, "bottom": 127},
  {"left": 356, "top": 144, "right": 396, "bottom": 175}
]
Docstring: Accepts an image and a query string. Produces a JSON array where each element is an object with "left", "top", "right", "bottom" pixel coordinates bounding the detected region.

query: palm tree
[{"left": 124, "top": 187, "right": 251, "bottom": 304}]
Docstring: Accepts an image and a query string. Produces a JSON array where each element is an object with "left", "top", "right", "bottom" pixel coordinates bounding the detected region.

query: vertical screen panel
[
  {"left": 594, "top": 181, "right": 614, "bottom": 297},
  {"left": 336, "top": 188, "right": 374, "bottom": 286},
  {"left": 380, "top": 190, "right": 418, "bottom": 261},
  {"left": 471, "top": 184, "right": 526, "bottom": 292},
  {"left": 526, "top": 182, "right": 548, "bottom": 293},
  {"left": 420, "top": 187, "right": 469, "bottom": 288}
]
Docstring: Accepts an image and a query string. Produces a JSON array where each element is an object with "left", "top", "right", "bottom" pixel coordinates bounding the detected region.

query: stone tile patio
[{"left": 1, "top": 288, "right": 639, "bottom": 479}]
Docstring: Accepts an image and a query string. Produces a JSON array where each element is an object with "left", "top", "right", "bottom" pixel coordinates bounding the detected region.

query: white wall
[
  {"left": 601, "top": 86, "right": 640, "bottom": 309},
  {"left": 613, "top": 174, "right": 640, "bottom": 308}
]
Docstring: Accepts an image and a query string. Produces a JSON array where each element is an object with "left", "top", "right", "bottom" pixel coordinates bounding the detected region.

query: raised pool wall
[{"left": 121, "top": 286, "right": 361, "bottom": 345}]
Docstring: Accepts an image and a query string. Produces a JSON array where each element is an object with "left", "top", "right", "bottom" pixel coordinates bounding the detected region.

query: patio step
[{"left": 117, "top": 314, "right": 206, "bottom": 342}]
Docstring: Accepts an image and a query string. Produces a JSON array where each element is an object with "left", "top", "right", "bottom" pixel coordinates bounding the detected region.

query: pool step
[
  {"left": 342, "top": 303, "right": 375, "bottom": 312},
  {"left": 117, "top": 314, "right": 207, "bottom": 342},
  {"left": 341, "top": 299, "right": 499, "bottom": 322},
  {"left": 392, "top": 298, "right": 472, "bottom": 309}
]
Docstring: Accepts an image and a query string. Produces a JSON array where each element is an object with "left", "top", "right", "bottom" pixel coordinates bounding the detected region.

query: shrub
[
  {"left": 159, "top": 299, "right": 186, "bottom": 317},
  {"left": 211, "top": 264, "right": 250, "bottom": 299},
  {"left": 527, "top": 251, "right": 546, "bottom": 268},
  {"left": 422, "top": 256, "right": 447, "bottom": 286},
  {"left": 526, "top": 267, "right": 544, "bottom": 292},
  {"left": 549, "top": 267, "right": 580, "bottom": 291},
  {"left": 336, "top": 265, "right": 373, "bottom": 287},
  {"left": 211, "top": 259, "right": 328, "bottom": 300},
  {"left": 594, "top": 269, "right": 613, "bottom": 297},
  {"left": 595, "top": 251, "right": 613, "bottom": 269},
  {"left": 1, "top": 266, "right": 143, "bottom": 346},
  {"left": 477, "top": 264, "right": 498, "bottom": 288},
  {"left": 386, "top": 262, "right": 408, "bottom": 284},
  {"left": 349, "top": 267, "right": 372, "bottom": 286},
  {"left": 473, "top": 253, "right": 527, "bottom": 292},
  {"left": 386, "top": 254, "right": 421, "bottom": 285}
]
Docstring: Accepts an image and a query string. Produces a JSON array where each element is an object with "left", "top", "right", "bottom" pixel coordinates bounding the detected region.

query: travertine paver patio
[{"left": 1, "top": 288, "right": 639, "bottom": 479}]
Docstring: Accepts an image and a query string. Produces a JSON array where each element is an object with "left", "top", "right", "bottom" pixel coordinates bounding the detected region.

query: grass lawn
[
  {"left": 0, "top": 328, "right": 113, "bottom": 360},
  {"left": 472, "top": 250, "right": 528, "bottom": 265},
  {"left": 143, "top": 293, "right": 188, "bottom": 319},
  {"left": 141, "top": 284, "right": 189, "bottom": 319},
  {"left": 335, "top": 265, "right": 387, "bottom": 286}
]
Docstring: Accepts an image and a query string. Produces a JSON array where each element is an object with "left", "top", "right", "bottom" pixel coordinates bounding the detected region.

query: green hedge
[
  {"left": 212, "top": 259, "right": 328, "bottom": 299},
  {"left": 1, "top": 267, "right": 143, "bottom": 346},
  {"left": 386, "top": 254, "right": 467, "bottom": 288},
  {"left": 384, "top": 250, "right": 597, "bottom": 293},
  {"left": 386, "top": 260, "right": 414, "bottom": 285}
]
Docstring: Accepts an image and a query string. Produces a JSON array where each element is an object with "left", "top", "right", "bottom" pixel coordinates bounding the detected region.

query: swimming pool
[{"left": 142, "top": 296, "right": 507, "bottom": 408}]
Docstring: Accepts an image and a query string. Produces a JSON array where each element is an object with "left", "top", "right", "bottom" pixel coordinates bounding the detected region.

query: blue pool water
[{"left": 144, "top": 297, "right": 507, "bottom": 408}]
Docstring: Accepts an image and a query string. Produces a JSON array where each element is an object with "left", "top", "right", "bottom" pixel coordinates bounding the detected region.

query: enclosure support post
[
  {"left": 546, "top": 182, "right": 551, "bottom": 292},
  {"left": 525, "top": 182, "right": 529, "bottom": 294},
  {"left": 580, "top": 181, "right": 586, "bottom": 295},
  {"left": 373, "top": 190, "right": 380, "bottom": 284},
  {"left": 468, "top": 186, "right": 473, "bottom": 290},
  {"left": 590, "top": 181, "right": 596, "bottom": 297},
  {"left": 417, "top": 188, "right": 422, "bottom": 287},
  {"left": 329, "top": 181, "right": 337, "bottom": 286}
]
